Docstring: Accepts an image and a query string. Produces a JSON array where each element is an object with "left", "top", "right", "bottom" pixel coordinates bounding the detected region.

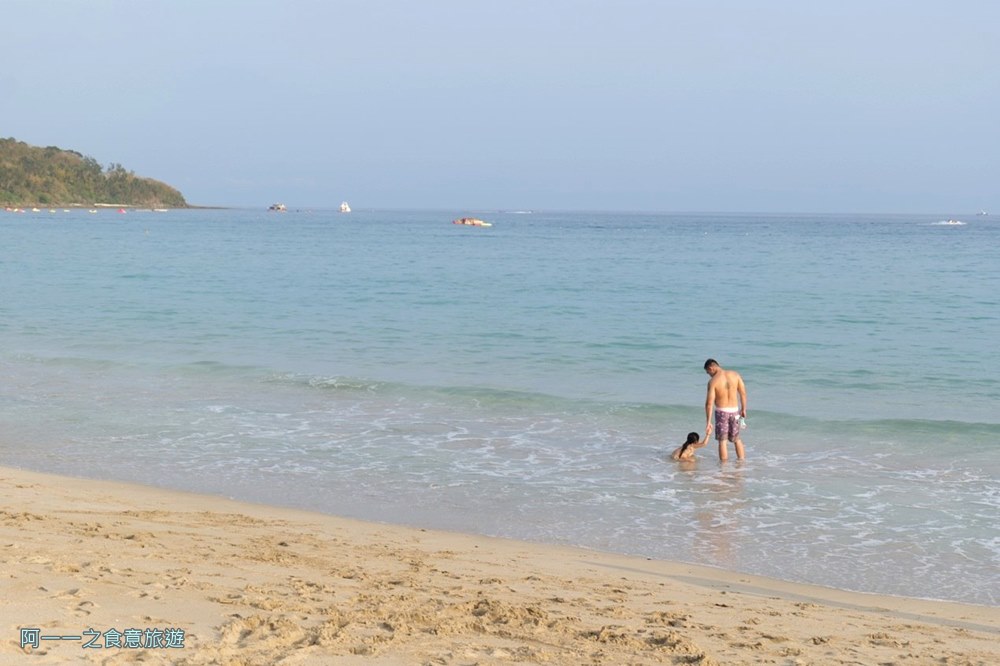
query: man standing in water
[{"left": 704, "top": 358, "right": 747, "bottom": 461}]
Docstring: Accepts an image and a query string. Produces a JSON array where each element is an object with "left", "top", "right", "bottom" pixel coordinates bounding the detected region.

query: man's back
[{"left": 710, "top": 369, "right": 744, "bottom": 409}]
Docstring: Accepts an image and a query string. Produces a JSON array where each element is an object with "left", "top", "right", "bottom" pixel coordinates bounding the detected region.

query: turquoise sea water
[{"left": 1, "top": 208, "right": 997, "bottom": 605}]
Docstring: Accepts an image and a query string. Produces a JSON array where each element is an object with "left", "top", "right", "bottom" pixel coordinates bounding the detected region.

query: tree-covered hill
[{"left": 0, "top": 137, "right": 188, "bottom": 207}]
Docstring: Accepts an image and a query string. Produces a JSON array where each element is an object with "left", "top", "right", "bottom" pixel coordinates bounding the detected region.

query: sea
[{"left": 1, "top": 207, "right": 997, "bottom": 606}]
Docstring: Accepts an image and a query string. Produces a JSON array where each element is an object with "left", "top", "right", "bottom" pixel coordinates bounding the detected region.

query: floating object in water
[{"left": 453, "top": 217, "right": 492, "bottom": 227}]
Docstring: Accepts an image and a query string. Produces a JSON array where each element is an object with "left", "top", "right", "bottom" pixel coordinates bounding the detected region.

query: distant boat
[
  {"left": 977, "top": 210, "right": 989, "bottom": 216},
  {"left": 268, "top": 203, "right": 287, "bottom": 212},
  {"left": 936, "top": 219, "right": 966, "bottom": 226},
  {"left": 340, "top": 201, "right": 351, "bottom": 213},
  {"left": 453, "top": 217, "right": 492, "bottom": 227}
]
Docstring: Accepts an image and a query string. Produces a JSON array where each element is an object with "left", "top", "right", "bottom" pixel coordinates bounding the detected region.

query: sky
[{"left": 2, "top": 0, "right": 997, "bottom": 213}]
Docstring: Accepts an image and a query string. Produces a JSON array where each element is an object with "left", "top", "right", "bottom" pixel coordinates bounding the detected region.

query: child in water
[{"left": 671, "top": 427, "right": 712, "bottom": 461}]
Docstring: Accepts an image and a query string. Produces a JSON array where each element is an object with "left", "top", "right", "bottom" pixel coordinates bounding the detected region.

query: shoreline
[
  {"left": 2, "top": 465, "right": 996, "bottom": 664},
  {"left": 2, "top": 203, "right": 222, "bottom": 210}
]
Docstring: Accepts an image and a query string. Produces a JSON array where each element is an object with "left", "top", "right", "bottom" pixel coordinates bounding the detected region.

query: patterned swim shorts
[{"left": 714, "top": 409, "right": 741, "bottom": 442}]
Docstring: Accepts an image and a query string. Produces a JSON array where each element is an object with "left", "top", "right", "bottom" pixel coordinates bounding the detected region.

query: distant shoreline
[{"left": 3, "top": 203, "right": 225, "bottom": 210}]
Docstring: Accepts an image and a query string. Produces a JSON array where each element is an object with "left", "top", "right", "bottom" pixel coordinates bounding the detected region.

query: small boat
[
  {"left": 268, "top": 203, "right": 287, "bottom": 212},
  {"left": 453, "top": 217, "right": 492, "bottom": 227},
  {"left": 340, "top": 201, "right": 351, "bottom": 213}
]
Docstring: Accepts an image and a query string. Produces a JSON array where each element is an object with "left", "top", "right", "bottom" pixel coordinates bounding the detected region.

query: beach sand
[{"left": 1, "top": 466, "right": 996, "bottom": 665}]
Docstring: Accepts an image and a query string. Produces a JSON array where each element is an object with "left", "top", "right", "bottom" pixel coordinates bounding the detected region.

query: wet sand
[{"left": 1, "top": 465, "right": 997, "bottom": 665}]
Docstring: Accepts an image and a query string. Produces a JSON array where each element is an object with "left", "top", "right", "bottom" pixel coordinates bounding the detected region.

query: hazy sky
[{"left": 3, "top": 0, "right": 997, "bottom": 212}]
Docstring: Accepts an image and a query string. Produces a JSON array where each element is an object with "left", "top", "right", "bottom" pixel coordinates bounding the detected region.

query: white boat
[
  {"left": 340, "top": 201, "right": 351, "bottom": 213},
  {"left": 268, "top": 203, "right": 287, "bottom": 212}
]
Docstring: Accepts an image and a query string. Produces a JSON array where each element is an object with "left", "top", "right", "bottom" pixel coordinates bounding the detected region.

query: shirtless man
[{"left": 704, "top": 358, "right": 747, "bottom": 461}]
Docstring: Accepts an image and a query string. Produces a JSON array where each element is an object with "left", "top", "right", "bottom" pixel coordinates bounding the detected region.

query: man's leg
[
  {"left": 734, "top": 437, "right": 746, "bottom": 460},
  {"left": 716, "top": 412, "right": 731, "bottom": 461}
]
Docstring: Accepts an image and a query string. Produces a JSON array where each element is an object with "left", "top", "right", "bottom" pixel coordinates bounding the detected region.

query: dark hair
[
  {"left": 704, "top": 358, "right": 718, "bottom": 370},
  {"left": 678, "top": 431, "right": 700, "bottom": 457}
]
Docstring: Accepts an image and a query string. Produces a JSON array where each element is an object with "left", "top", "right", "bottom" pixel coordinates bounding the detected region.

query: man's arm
[
  {"left": 705, "top": 380, "right": 716, "bottom": 428},
  {"left": 737, "top": 374, "right": 748, "bottom": 417}
]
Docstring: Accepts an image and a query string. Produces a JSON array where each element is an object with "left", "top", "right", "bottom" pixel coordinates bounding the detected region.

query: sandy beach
[{"left": 1, "top": 466, "right": 996, "bottom": 665}]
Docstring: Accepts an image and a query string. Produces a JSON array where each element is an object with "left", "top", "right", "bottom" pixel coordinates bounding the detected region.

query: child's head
[{"left": 677, "top": 431, "right": 700, "bottom": 458}]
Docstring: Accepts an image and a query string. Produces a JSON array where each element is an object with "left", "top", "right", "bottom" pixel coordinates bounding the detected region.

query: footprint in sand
[
  {"left": 55, "top": 587, "right": 85, "bottom": 600},
  {"left": 73, "top": 600, "right": 97, "bottom": 617}
]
